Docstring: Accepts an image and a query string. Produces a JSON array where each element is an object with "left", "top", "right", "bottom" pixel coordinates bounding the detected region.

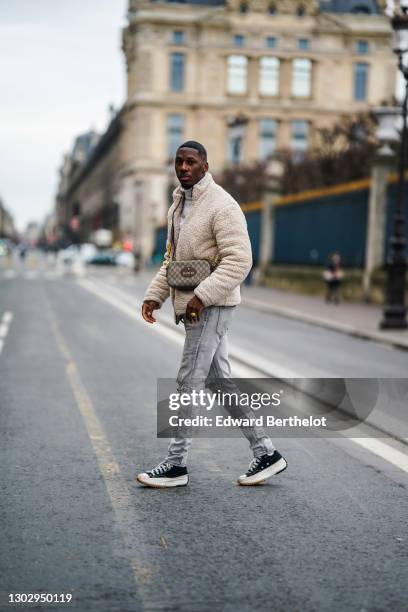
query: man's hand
[
  {"left": 185, "top": 295, "right": 204, "bottom": 323},
  {"left": 142, "top": 300, "right": 160, "bottom": 324}
]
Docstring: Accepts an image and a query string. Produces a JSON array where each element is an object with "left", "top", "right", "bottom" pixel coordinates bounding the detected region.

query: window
[
  {"left": 227, "top": 122, "right": 246, "bottom": 164},
  {"left": 172, "top": 31, "right": 184, "bottom": 45},
  {"left": 167, "top": 114, "right": 184, "bottom": 158},
  {"left": 228, "top": 134, "right": 242, "bottom": 164},
  {"left": 227, "top": 55, "right": 248, "bottom": 94},
  {"left": 266, "top": 36, "right": 277, "bottom": 48},
  {"left": 298, "top": 38, "right": 309, "bottom": 51},
  {"left": 170, "top": 52, "right": 185, "bottom": 91},
  {"left": 297, "top": 5, "right": 305, "bottom": 16},
  {"left": 239, "top": 2, "right": 248, "bottom": 13},
  {"left": 291, "top": 120, "right": 309, "bottom": 152},
  {"left": 234, "top": 34, "right": 245, "bottom": 47},
  {"left": 259, "top": 119, "right": 277, "bottom": 159},
  {"left": 292, "top": 58, "right": 311, "bottom": 97},
  {"left": 356, "top": 40, "right": 369, "bottom": 54},
  {"left": 268, "top": 3, "right": 277, "bottom": 15},
  {"left": 353, "top": 62, "right": 368, "bottom": 100},
  {"left": 259, "top": 57, "right": 280, "bottom": 96}
]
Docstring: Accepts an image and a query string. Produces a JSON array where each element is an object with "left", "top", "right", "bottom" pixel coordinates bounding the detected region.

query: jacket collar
[{"left": 173, "top": 172, "right": 213, "bottom": 203}]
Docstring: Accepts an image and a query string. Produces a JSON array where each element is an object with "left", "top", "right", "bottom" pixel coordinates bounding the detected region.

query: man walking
[{"left": 137, "top": 141, "right": 287, "bottom": 488}]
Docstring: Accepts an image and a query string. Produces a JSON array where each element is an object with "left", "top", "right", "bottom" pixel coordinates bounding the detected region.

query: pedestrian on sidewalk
[
  {"left": 323, "top": 251, "right": 344, "bottom": 305},
  {"left": 138, "top": 140, "right": 287, "bottom": 488}
]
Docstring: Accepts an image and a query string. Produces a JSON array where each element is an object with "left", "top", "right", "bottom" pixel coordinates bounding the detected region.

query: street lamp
[{"left": 380, "top": 5, "right": 408, "bottom": 329}]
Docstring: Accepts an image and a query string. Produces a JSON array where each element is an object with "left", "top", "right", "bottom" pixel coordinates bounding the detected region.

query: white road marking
[
  {"left": 0, "top": 311, "right": 13, "bottom": 354},
  {"left": 78, "top": 278, "right": 260, "bottom": 378},
  {"left": 86, "top": 277, "right": 334, "bottom": 378},
  {"left": 3, "top": 311, "right": 13, "bottom": 324},
  {"left": 1, "top": 266, "right": 68, "bottom": 281},
  {"left": 77, "top": 277, "right": 408, "bottom": 474},
  {"left": 46, "top": 304, "right": 163, "bottom": 604},
  {"left": 348, "top": 438, "right": 408, "bottom": 473},
  {"left": 23, "top": 270, "right": 38, "bottom": 279},
  {"left": 44, "top": 270, "right": 64, "bottom": 280},
  {"left": 3, "top": 270, "right": 16, "bottom": 279}
]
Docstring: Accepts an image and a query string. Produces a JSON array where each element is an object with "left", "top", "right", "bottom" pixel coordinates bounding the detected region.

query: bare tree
[
  {"left": 280, "top": 112, "right": 378, "bottom": 194},
  {"left": 216, "top": 112, "right": 381, "bottom": 200},
  {"left": 215, "top": 161, "right": 268, "bottom": 203}
]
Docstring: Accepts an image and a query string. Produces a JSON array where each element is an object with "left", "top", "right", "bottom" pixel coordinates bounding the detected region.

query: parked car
[{"left": 89, "top": 249, "right": 117, "bottom": 266}]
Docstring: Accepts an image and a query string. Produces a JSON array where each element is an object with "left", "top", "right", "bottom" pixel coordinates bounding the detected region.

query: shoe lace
[
  {"left": 247, "top": 456, "right": 262, "bottom": 475},
  {"left": 151, "top": 461, "right": 171, "bottom": 476}
]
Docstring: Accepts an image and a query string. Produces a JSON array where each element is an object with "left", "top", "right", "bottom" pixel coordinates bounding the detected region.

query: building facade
[
  {"left": 55, "top": 120, "right": 123, "bottom": 246},
  {"left": 56, "top": 0, "right": 394, "bottom": 261},
  {"left": 0, "top": 198, "right": 16, "bottom": 241},
  {"left": 120, "top": 0, "right": 394, "bottom": 261}
]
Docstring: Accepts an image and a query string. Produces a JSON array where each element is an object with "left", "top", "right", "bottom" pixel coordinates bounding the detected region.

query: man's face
[{"left": 175, "top": 147, "right": 208, "bottom": 189}]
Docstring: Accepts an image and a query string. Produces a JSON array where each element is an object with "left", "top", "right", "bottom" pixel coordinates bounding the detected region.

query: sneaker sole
[
  {"left": 136, "top": 474, "right": 189, "bottom": 488},
  {"left": 237, "top": 458, "right": 287, "bottom": 486}
]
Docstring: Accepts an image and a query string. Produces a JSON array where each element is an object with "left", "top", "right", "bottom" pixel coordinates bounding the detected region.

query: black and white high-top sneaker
[
  {"left": 137, "top": 461, "right": 189, "bottom": 488},
  {"left": 238, "top": 451, "right": 287, "bottom": 486}
]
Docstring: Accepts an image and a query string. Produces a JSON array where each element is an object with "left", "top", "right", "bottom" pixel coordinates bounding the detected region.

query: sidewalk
[{"left": 241, "top": 285, "right": 408, "bottom": 351}]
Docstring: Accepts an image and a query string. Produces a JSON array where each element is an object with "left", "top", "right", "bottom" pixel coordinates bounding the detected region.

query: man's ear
[{"left": 204, "top": 161, "right": 209, "bottom": 172}]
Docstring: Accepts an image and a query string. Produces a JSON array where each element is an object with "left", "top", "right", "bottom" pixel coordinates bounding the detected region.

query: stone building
[
  {"left": 120, "top": 0, "right": 394, "bottom": 261},
  {"left": 0, "top": 198, "right": 16, "bottom": 241},
  {"left": 56, "top": 0, "right": 394, "bottom": 261},
  {"left": 55, "top": 121, "right": 122, "bottom": 246}
]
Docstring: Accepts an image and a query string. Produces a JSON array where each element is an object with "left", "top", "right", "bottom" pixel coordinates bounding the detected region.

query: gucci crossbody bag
[{"left": 165, "top": 194, "right": 218, "bottom": 291}]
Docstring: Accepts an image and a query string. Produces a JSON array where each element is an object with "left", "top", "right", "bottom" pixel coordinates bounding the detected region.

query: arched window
[
  {"left": 268, "top": 3, "right": 277, "bottom": 15},
  {"left": 297, "top": 5, "right": 305, "bottom": 17},
  {"left": 239, "top": 2, "right": 248, "bottom": 14}
]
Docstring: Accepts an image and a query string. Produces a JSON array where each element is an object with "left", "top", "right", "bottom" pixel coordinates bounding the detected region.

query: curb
[{"left": 241, "top": 297, "right": 408, "bottom": 352}]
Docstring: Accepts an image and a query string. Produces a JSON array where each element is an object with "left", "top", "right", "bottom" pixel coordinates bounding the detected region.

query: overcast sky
[
  {"left": 0, "top": 0, "right": 127, "bottom": 232},
  {"left": 0, "top": 0, "right": 399, "bottom": 233}
]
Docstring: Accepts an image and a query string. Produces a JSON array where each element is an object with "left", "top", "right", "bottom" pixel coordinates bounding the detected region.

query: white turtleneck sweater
[{"left": 179, "top": 186, "right": 193, "bottom": 228}]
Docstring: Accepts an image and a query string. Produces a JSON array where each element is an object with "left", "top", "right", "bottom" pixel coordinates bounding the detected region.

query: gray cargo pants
[{"left": 166, "top": 305, "right": 274, "bottom": 467}]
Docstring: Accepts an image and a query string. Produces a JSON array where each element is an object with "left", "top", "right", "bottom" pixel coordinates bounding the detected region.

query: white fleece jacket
[{"left": 143, "top": 172, "right": 252, "bottom": 316}]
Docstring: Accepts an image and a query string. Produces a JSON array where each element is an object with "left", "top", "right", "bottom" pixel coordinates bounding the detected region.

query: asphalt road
[{"left": 1, "top": 255, "right": 408, "bottom": 612}]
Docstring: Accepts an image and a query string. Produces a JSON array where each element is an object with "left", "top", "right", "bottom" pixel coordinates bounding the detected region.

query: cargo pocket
[{"left": 216, "top": 306, "right": 235, "bottom": 337}]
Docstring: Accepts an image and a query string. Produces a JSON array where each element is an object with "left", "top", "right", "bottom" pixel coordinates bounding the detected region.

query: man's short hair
[{"left": 177, "top": 140, "right": 207, "bottom": 161}]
